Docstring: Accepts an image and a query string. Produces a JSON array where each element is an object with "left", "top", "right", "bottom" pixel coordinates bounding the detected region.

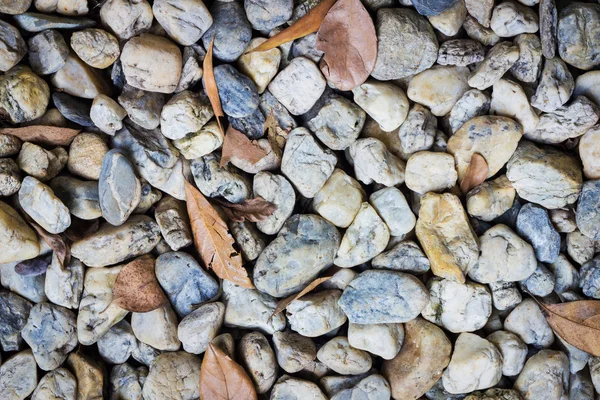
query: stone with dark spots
[
  {"left": 579, "top": 256, "right": 600, "bottom": 299},
  {"left": 372, "top": 240, "right": 431, "bottom": 274},
  {"left": 49, "top": 176, "right": 102, "bottom": 220},
  {"left": 576, "top": 180, "right": 600, "bottom": 241},
  {"left": 201, "top": 0, "right": 252, "bottom": 62},
  {"left": 99, "top": 149, "right": 141, "bottom": 226},
  {"left": 411, "top": 0, "right": 459, "bottom": 16},
  {"left": 0, "top": 66, "right": 49, "bottom": 124},
  {"left": 18, "top": 176, "right": 71, "bottom": 234},
  {"left": 211, "top": 64, "right": 260, "bottom": 118},
  {"left": 437, "top": 39, "right": 485, "bottom": 66},
  {"left": 0, "top": 291, "right": 32, "bottom": 352},
  {"left": 0, "top": 158, "right": 21, "bottom": 197},
  {"left": 53, "top": 92, "right": 94, "bottom": 126},
  {"left": 118, "top": 85, "right": 165, "bottom": 130},
  {"left": 259, "top": 90, "right": 297, "bottom": 131},
  {"left": 190, "top": 153, "right": 251, "bottom": 203},
  {"left": 228, "top": 108, "right": 265, "bottom": 139},
  {"left": 516, "top": 203, "right": 560, "bottom": 263},
  {"left": 245, "top": 0, "right": 293, "bottom": 31},
  {"left": 519, "top": 262, "right": 556, "bottom": 297},
  {"left": 0, "top": 20, "right": 27, "bottom": 72},
  {"left": 12, "top": 12, "right": 96, "bottom": 33},
  {"left": 540, "top": 0, "right": 558, "bottom": 58},
  {"left": 97, "top": 320, "right": 136, "bottom": 364},
  {"left": 557, "top": 3, "right": 600, "bottom": 70}
]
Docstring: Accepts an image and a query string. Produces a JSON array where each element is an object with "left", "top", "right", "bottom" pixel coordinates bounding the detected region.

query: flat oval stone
[
  {"left": 19, "top": 176, "right": 71, "bottom": 234},
  {"left": 212, "top": 64, "right": 259, "bottom": 118},
  {"left": 0, "top": 350, "right": 38, "bottom": 399},
  {"left": 12, "top": 12, "right": 96, "bottom": 32},
  {"left": 504, "top": 298, "right": 554, "bottom": 348},
  {"left": 254, "top": 214, "right": 341, "bottom": 298},
  {"left": 0, "top": 292, "right": 32, "bottom": 352},
  {"left": 577, "top": 180, "right": 600, "bottom": 240},
  {"left": 238, "top": 332, "right": 278, "bottom": 394},
  {"left": 0, "top": 65, "right": 49, "bottom": 124},
  {"left": 70, "top": 28, "right": 120, "bottom": 69},
  {"left": 49, "top": 176, "right": 101, "bottom": 220},
  {"left": 558, "top": 3, "right": 600, "bottom": 70},
  {"left": 99, "top": 149, "right": 142, "bottom": 226},
  {"left": 517, "top": 203, "right": 561, "bottom": 263},
  {"left": 201, "top": 0, "right": 252, "bottom": 62},
  {"left": 339, "top": 270, "right": 429, "bottom": 324},
  {"left": 52, "top": 92, "right": 94, "bottom": 126},
  {"left": 313, "top": 169, "right": 365, "bottom": 229}
]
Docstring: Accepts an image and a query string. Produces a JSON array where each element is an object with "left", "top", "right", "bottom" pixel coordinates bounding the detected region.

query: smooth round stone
[
  {"left": 469, "top": 224, "right": 537, "bottom": 284},
  {"left": 202, "top": 0, "right": 252, "bottom": 62},
  {"left": 427, "top": 0, "right": 467, "bottom": 36},
  {"left": 238, "top": 332, "right": 278, "bottom": 394},
  {"left": 237, "top": 38, "right": 281, "bottom": 94},
  {"left": 173, "top": 121, "right": 224, "bottom": 160},
  {"left": 121, "top": 34, "right": 182, "bottom": 94},
  {"left": 558, "top": 3, "right": 600, "bottom": 70},
  {"left": 350, "top": 138, "right": 406, "bottom": 186},
  {"left": 490, "top": 1, "right": 539, "bottom": 37},
  {"left": 253, "top": 172, "right": 295, "bottom": 235},
  {"left": 468, "top": 42, "right": 520, "bottom": 90},
  {"left": 504, "top": 298, "right": 554, "bottom": 348},
  {"left": 339, "top": 270, "right": 428, "bottom": 324},
  {"left": 68, "top": 133, "right": 108, "bottom": 180},
  {"left": 178, "top": 302, "right": 224, "bottom": 354},
  {"left": 437, "top": 39, "right": 484, "bottom": 66},
  {"left": 514, "top": 350, "right": 569, "bottom": 400},
  {"left": 99, "top": 149, "right": 141, "bottom": 226},
  {"left": 369, "top": 188, "right": 415, "bottom": 238},
  {"left": 352, "top": 80, "right": 409, "bottom": 132},
  {"left": 466, "top": 175, "right": 516, "bottom": 222},
  {"left": 0, "top": 0, "right": 32, "bottom": 14},
  {"left": 52, "top": 92, "right": 94, "bottom": 126},
  {"left": 0, "top": 159, "right": 21, "bottom": 197},
  {"left": 45, "top": 254, "right": 84, "bottom": 309},
  {"left": 576, "top": 180, "right": 600, "bottom": 240},
  {"left": 372, "top": 8, "right": 438, "bottom": 80},
  {"left": 245, "top": 0, "right": 292, "bottom": 30},
  {"left": 268, "top": 57, "right": 326, "bottom": 116},
  {"left": 212, "top": 64, "right": 259, "bottom": 118},
  {"left": 118, "top": 85, "right": 165, "bottom": 130},
  {"left": 487, "top": 330, "right": 527, "bottom": 377},
  {"left": 271, "top": 375, "right": 327, "bottom": 400},
  {"left": 531, "top": 57, "right": 573, "bottom": 113},
  {"left": 286, "top": 290, "right": 347, "bottom": 337},
  {"left": 348, "top": 322, "right": 404, "bottom": 360},
  {"left": 90, "top": 94, "right": 127, "bottom": 135},
  {"left": 160, "top": 91, "right": 213, "bottom": 140},
  {"left": 490, "top": 79, "right": 539, "bottom": 134},
  {"left": 0, "top": 20, "right": 26, "bottom": 72},
  {"left": 447, "top": 89, "right": 490, "bottom": 133},
  {"left": 22, "top": 303, "right": 77, "bottom": 371},
  {"left": 580, "top": 257, "right": 600, "bottom": 298},
  {"left": 510, "top": 33, "right": 543, "bottom": 83},
  {"left": 153, "top": 0, "right": 213, "bottom": 46},
  {"left": 51, "top": 53, "right": 110, "bottom": 99},
  {"left": 372, "top": 240, "right": 430, "bottom": 274},
  {"left": 313, "top": 169, "right": 364, "bottom": 229},
  {"left": 0, "top": 350, "right": 38, "bottom": 400},
  {"left": 254, "top": 214, "right": 340, "bottom": 298},
  {"left": 272, "top": 330, "right": 316, "bottom": 373},
  {"left": 317, "top": 337, "right": 372, "bottom": 375},
  {"left": 191, "top": 153, "right": 251, "bottom": 203},
  {"left": 580, "top": 125, "right": 600, "bottom": 181},
  {"left": 97, "top": 320, "right": 136, "bottom": 364},
  {"left": 71, "top": 215, "right": 160, "bottom": 267},
  {"left": 516, "top": 203, "right": 560, "bottom": 263},
  {"left": 13, "top": 12, "right": 96, "bottom": 32},
  {"left": 31, "top": 368, "right": 76, "bottom": 400},
  {"left": 0, "top": 65, "right": 49, "bottom": 124},
  {"left": 0, "top": 292, "right": 32, "bottom": 352},
  {"left": 405, "top": 151, "right": 457, "bottom": 194},
  {"left": 231, "top": 221, "right": 265, "bottom": 262},
  {"left": 442, "top": 333, "right": 503, "bottom": 394},
  {"left": 18, "top": 176, "right": 70, "bottom": 234},
  {"left": 574, "top": 71, "right": 600, "bottom": 107},
  {"left": 100, "top": 0, "right": 153, "bottom": 40},
  {"left": 49, "top": 176, "right": 101, "bottom": 220},
  {"left": 519, "top": 262, "right": 555, "bottom": 297},
  {"left": 132, "top": 304, "right": 181, "bottom": 351},
  {"left": 109, "top": 363, "right": 146, "bottom": 400},
  {"left": 142, "top": 352, "right": 200, "bottom": 400},
  {"left": 17, "top": 142, "right": 67, "bottom": 182},
  {"left": 422, "top": 278, "right": 492, "bottom": 333},
  {"left": 330, "top": 375, "right": 390, "bottom": 400},
  {"left": 71, "top": 29, "right": 119, "bottom": 69}
]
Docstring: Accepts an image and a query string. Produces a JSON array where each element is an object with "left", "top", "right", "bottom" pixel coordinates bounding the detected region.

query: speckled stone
[
  {"left": 557, "top": 3, "right": 600, "bottom": 70},
  {"left": 0, "top": 134, "right": 22, "bottom": 158},
  {"left": 0, "top": 350, "right": 38, "bottom": 400},
  {"left": 519, "top": 262, "right": 556, "bottom": 297},
  {"left": 142, "top": 352, "right": 200, "bottom": 400},
  {"left": 99, "top": 149, "right": 141, "bottom": 226},
  {"left": 191, "top": 153, "right": 251, "bottom": 203},
  {"left": 577, "top": 180, "right": 600, "bottom": 240},
  {"left": 463, "top": 16, "right": 500, "bottom": 46},
  {"left": 118, "top": 85, "right": 165, "bottom": 130},
  {"left": 0, "top": 261, "right": 47, "bottom": 303},
  {"left": 510, "top": 33, "right": 543, "bottom": 83},
  {"left": 19, "top": 176, "right": 70, "bottom": 234},
  {"left": 212, "top": 64, "right": 259, "bottom": 118},
  {"left": 0, "top": 292, "right": 32, "bottom": 352},
  {"left": 0, "top": 159, "right": 21, "bottom": 197},
  {"left": 45, "top": 254, "right": 84, "bottom": 309},
  {"left": 31, "top": 368, "right": 77, "bottom": 400},
  {"left": 108, "top": 363, "right": 147, "bottom": 400},
  {"left": 70, "top": 28, "right": 120, "bottom": 69},
  {"left": 504, "top": 298, "right": 554, "bottom": 348},
  {"left": 228, "top": 108, "right": 265, "bottom": 139},
  {"left": 447, "top": 89, "right": 490, "bottom": 134},
  {"left": 100, "top": 0, "right": 152, "bottom": 40},
  {"left": 468, "top": 41, "right": 520, "bottom": 90},
  {"left": 202, "top": 0, "right": 252, "bottom": 62},
  {"left": 349, "top": 138, "right": 406, "bottom": 186},
  {"left": 517, "top": 203, "right": 560, "bottom": 263},
  {"left": 254, "top": 172, "right": 295, "bottom": 235},
  {"left": 397, "top": 104, "right": 437, "bottom": 157},
  {"left": 0, "top": 0, "right": 32, "bottom": 14},
  {"left": 153, "top": 0, "right": 212, "bottom": 46},
  {"left": 0, "top": 65, "right": 49, "bottom": 124},
  {"left": 286, "top": 289, "right": 347, "bottom": 337},
  {"left": 49, "top": 176, "right": 101, "bottom": 220},
  {"left": 437, "top": 39, "right": 485, "bottom": 66},
  {"left": 0, "top": 21, "right": 26, "bottom": 72},
  {"left": 580, "top": 256, "right": 600, "bottom": 299},
  {"left": 514, "top": 350, "right": 569, "bottom": 400}
]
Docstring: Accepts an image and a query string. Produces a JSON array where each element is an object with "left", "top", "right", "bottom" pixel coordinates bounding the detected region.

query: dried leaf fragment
[
  {"left": 26, "top": 217, "right": 71, "bottom": 269},
  {"left": 220, "top": 127, "right": 269, "bottom": 168},
  {"left": 460, "top": 153, "right": 489, "bottom": 194},
  {"left": 264, "top": 112, "right": 289, "bottom": 151},
  {"left": 0, "top": 126, "right": 81, "bottom": 146},
  {"left": 203, "top": 38, "right": 225, "bottom": 136},
  {"left": 112, "top": 255, "right": 168, "bottom": 313},
  {"left": 199, "top": 343, "right": 258, "bottom": 400},
  {"left": 215, "top": 197, "right": 277, "bottom": 223},
  {"left": 15, "top": 254, "right": 52, "bottom": 276},
  {"left": 184, "top": 179, "right": 253, "bottom": 288},
  {"left": 247, "top": 0, "right": 338, "bottom": 54},
  {"left": 315, "top": 0, "right": 377, "bottom": 90}
]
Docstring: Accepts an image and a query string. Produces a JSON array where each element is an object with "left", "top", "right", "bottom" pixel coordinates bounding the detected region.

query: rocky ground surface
[{"left": 0, "top": 0, "right": 600, "bottom": 399}]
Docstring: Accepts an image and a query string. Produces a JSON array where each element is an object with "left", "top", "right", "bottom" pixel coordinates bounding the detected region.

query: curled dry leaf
[
  {"left": 203, "top": 38, "right": 225, "bottom": 136},
  {"left": 199, "top": 343, "right": 258, "bottom": 400},
  {"left": 0, "top": 126, "right": 80, "bottom": 146},
  {"left": 214, "top": 196, "right": 277, "bottom": 223},
  {"left": 112, "top": 255, "right": 168, "bottom": 313},
  {"left": 315, "top": 0, "right": 377, "bottom": 91},
  {"left": 460, "top": 153, "right": 489, "bottom": 194},
  {"left": 184, "top": 179, "right": 254, "bottom": 288},
  {"left": 220, "top": 126, "right": 269, "bottom": 168},
  {"left": 26, "top": 216, "right": 71, "bottom": 269},
  {"left": 247, "top": 0, "right": 338, "bottom": 54}
]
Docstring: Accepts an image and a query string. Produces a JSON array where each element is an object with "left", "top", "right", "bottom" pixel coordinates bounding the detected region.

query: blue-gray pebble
[
  {"left": 516, "top": 203, "right": 560, "bottom": 263},
  {"left": 202, "top": 0, "right": 252, "bottom": 62},
  {"left": 211, "top": 64, "right": 260, "bottom": 118},
  {"left": 244, "top": 0, "right": 293, "bottom": 31},
  {"left": 519, "top": 262, "right": 556, "bottom": 297},
  {"left": 228, "top": 108, "right": 265, "bottom": 139},
  {"left": 411, "top": 0, "right": 459, "bottom": 16},
  {"left": 576, "top": 180, "right": 600, "bottom": 240},
  {"left": 580, "top": 256, "right": 600, "bottom": 298},
  {"left": 98, "top": 149, "right": 141, "bottom": 226},
  {"left": 53, "top": 92, "right": 94, "bottom": 126}
]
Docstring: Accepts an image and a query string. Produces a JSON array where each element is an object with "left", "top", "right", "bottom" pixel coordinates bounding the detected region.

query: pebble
[
  {"left": 66, "top": 353, "right": 104, "bottom": 400},
  {"left": 49, "top": 176, "right": 101, "bottom": 220},
  {"left": 35, "top": 0, "right": 88, "bottom": 15},
  {"left": 68, "top": 133, "right": 108, "bottom": 180},
  {"left": 352, "top": 81, "right": 409, "bottom": 133},
  {"left": 259, "top": 90, "right": 297, "bottom": 131},
  {"left": 411, "top": 0, "right": 458, "bottom": 16},
  {"left": 405, "top": 151, "right": 457, "bottom": 194},
  {"left": 237, "top": 38, "right": 281, "bottom": 94},
  {"left": 570, "top": 368, "right": 595, "bottom": 400},
  {"left": 490, "top": 79, "right": 539, "bottom": 133},
  {"left": 118, "top": 85, "right": 165, "bottom": 129},
  {"left": 248, "top": 173, "right": 293, "bottom": 235},
  {"left": 271, "top": 375, "right": 327, "bottom": 400},
  {"left": 539, "top": 0, "right": 557, "bottom": 58},
  {"left": 369, "top": 187, "right": 415, "bottom": 237},
  {"left": 202, "top": 0, "right": 251, "bottom": 62},
  {"left": 580, "top": 127, "right": 600, "bottom": 182},
  {"left": 222, "top": 280, "right": 285, "bottom": 334},
  {"left": 504, "top": 298, "right": 554, "bottom": 348},
  {"left": 0, "top": 65, "right": 49, "bottom": 124},
  {"left": 574, "top": 71, "right": 600, "bottom": 107},
  {"left": 437, "top": 39, "right": 485, "bottom": 66},
  {"left": 0, "top": 21, "right": 26, "bottom": 73},
  {"left": 348, "top": 322, "right": 404, "bottom": 360},
  {"left": 132, "top": 341, "right": 161, "bottom": 367},
  {"left": 51, "top": 53, "right": 109, "bottom": 99},
  {"left": 154, "top": 197, "right": 193, "bottom": 251},
  {"left": 153, "top": 0, "right": 212, "bottom": 46},
  {"left": 286, "top": 290, "right": 347, "bottom": 337},
  {"left": 428, "top": 0, "right": 467, "bottom": 36},
  {"left": 330, "top": 375, "right": 390, "bottom": 400},
  {"left": 416, "top": 193, "right": 479, "bottom": 283},
  {"left": 100, "top": 0, "right": 153, "bottom": 40},
  {"left": 97, "top": 320, "right": 136, "bottom": 364},
  {"left": 0, "top": 350, "right": 37, "bottom": 400},
  {"left": 272, "top": 330, "right": 317, "bottom": 373},
  {"left": 465, "top": 0, "right": 493, "bottom": 27},
  {"left": 532, "top": 100, "right": 600, "bottom": 147},
  {"left": 580, "top": 257, "right": 600, "bottom": 299},
  {"left": 213, "top": 64, "right": 260, "bottom": 118},
  {"left": 22, "top": 303, "right": 77, "bottom": 371},
  {"left": 577, "top": 180, "right": 600, "bottom": 240},
  {"left": 372, "top": 8, "right": 438, "bottom": 80},
  {"left": 317, "top": 336, "right": 372, "bottom": 375},
  {"left": 514, "top": 350, "right": 569, "bottom": 400},
  {"left": 238, "top": 332, "right": 278, "bottom": 394},
  {"left": 408, "top": 66, "right": 469, "bottom": 117},
  {"left": 176, "top": 46, "right": 204, "bottom": 93},
  {"left": 548, "top": 254, "right": 579, "bottom": 293},
  {"left": 335, "top": 202, "right": 390, "bottom": 268},
  {"left": 517, "top": 203, "right": 560, "bottom": 263},
  {"left": 121, "top": 34, "right": 182, "bottom": 94},
  {"left": 506, "top": 140, "right": 582, "bottom": 209},
  {"left": 442, "top": 333, "right": 503, "bottom": 394},
  {"left": 488, "top": 281, "right": 522, "bottom": 311},
  {"left": 19, "top": 176, "right": 70, "bottom": 234},
  {"left": 397, "top": 104, "right": 437, "bottom": 157},
  {"left": 321, "top": 373, "right": 373, "bottom": 397},
  {"left": 132, "top": 304, "right": 181, "bottom": 351},
  {"left": 0, "top": 159, "right": 21, "bottom": 197},
  {"left": 486, "top": 330, "right": 527, "bottom": 377},
  {"left": 231, "top": 222, "right": 265, "bottom": 261},
  {"left": 557, "top": 3, "right": 600, "bottom": 70},
  {"left": 339, "top": 270, "right": 429, "bottom": 324},
  {"left": 172, "top": 121, "right": 223, "bottom": 160},
  {"left": 12, "top": 13, "right": 95, "bottom": 33},
  {"left": 0, "top": 0, "right": 31, "bottom": 14},
  {"left": 463, "top": 16, "right": 500, "bottom": 46},
  {"left": 108, "top": 363, "right": 147, "bottom": 400},
  {"left": 470, "top": 224, "right": 537, "bottom": 283},
  {"left": 90, "top": 95, "right": 127, "bottom": 135},
  {"left": 17, "top": 142, "right": 67, "bottom": 182},
  {"left": 52, "top": 92, "right": 94, "bottom": 126},
  {"left": 468, "top": 42, "right": 520, "bottom": 90},
  {"left": 510, "top": 33, "right": 543, "bottom": 83},
  {"left": 0, "top": 261, "right": 47, "bottom": 303},
  {"left": 229, "top": 108, "right": 267, "bottom": 140},
  {"left": 45, "top": 254, "right": 84, "bottom": 309},
  {"left": 491, "top": 1, "right": 539, "bottom": 37},
  {"left": 0, "top": 292, "right": 32, "bottom": 352},
  {"left": 99, "top": 149, "right": 141, "bottom": 226},
  {"left": 0, "top": 134, "right": 22, "bottom": 158},
  {"left": 531, "top": 57, "right": 573, "bottom": 112},
  {"left": 447, "top": 89, "right": 490, "bottom": 133},
  {"left": 31, "top": 368, "right": 76, "bottom": 400},
  {"left": 519, "top": 262, "right": 555, "bottom": 297},
  {"left": 70, "top": 29, "right": 119, "bottom": 69},
  {"left": 350, "top": 138, "right": 406, "bottom": 186},
  {"left": 382, "top": 318, "right": 451, "bottom": 400},
  {"left": 568, "top": 230, "right": 595, "bottom": 266},
  {"left": 177, "top": 302, "right": 224, "bottom": 354},
  {"left": 466, "top": 175, "right": 516, "bottom": 221},
  {"left": 372, "top": 240, "right": 429, "bottom": 274},
  {"left": 142, "top": 352, "right": 201, "bottom": 400},
  {"left": 191, "top": 153, "right": 251, "bottom": 203}
]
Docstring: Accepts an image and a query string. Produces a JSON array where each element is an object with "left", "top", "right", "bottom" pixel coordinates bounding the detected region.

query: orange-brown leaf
[
  {"left": 199, "top": 343, "right": 258, "bottom": 400},
  {"left": 460, "top": 153, "right": 489, "bottom": 194},
  {"left": 203, "top": 38, "right": 225, "bottom": 136},
  {"left": 220, "top": 126, "right": 269, "bottom": 168},
  {"left": 112, "top": 255, "right": 168, "bottom": 313},
  {"left": 315, "top": 0, "right": 377, "bottom": 90},
  {"left": 26, "top": 216, "right": 70, "bottom": 269},
  {"left": 215, "top": 197, "right": 277, "bottom": 223},
  {"left": 247, "top": 0, "right": 338, "bottom": 54},
  {"left": 0, "top": 126, "right": 80, "bottom": 146},
  {"left": 184, "top": 180, "right": 253, "bottom": 288}
]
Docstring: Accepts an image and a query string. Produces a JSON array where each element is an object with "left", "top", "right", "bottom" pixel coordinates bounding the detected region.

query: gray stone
[
  {"left": 488, "top": 281, "right": 522, "bottom": 311},
  {"left": 577, "top": 180, "right": 600, "bottom": 240},
  {"left": 190, "top": 153, "right": 251, "bottom": 203},
  {"left": 142, "top": 352, "right": 201, "bottom": 400},
  {"left": 517, "top": 203, "right": 561, "bottom": 263},
  {"left": 228, "top": 108, "right": 265, "bottom": 139},
  {"left": 131, "top": 303, "right": 180, "bottom": 351},
  {"left": 259, "top": 90, "right": 297, "bottom": 131},
  {"left": 321, "top": 373, "right": 375, "bottom": 398},
  {"left": 519, "top": 262, "right": 556, "bottom": 297},
  {"left": 0, "top": 350, "right": 37, "bottom": 400},
  {"left": 273, "top": 330, "right": 317, "bottom": 373},
  {"left": 176, "top": 45, "right": 204, "bottom": 93},
  {"left": 286, "top": 289, "right": 347, "bottom": 337},
  {"left": 109, "top": 363, "right": 146, "bottom": 400},
  {"left": 317, "top": 336, "right": 372, "bottom": 375},
  {"left": 97, "top": 320, "right": 136, "bottom": 364},
  {"left": 52, "top": 92, "right": 93, "bottom": 126},
  {"left": 178, "top": 302, "right": 225, "bottom": 354},
  {"left": 350, "top": 138, "right": 406, "bottom": 186},
  {"left": 486, "top": 331, "right": 527, "bottom": 377},
  {"left": 211, "top": 64, "right": 259, "bottom": 118},
  {"left": 0, "top": 159, "right": 21, "bottom": 197},
  {"left": 202, "top": 0, "right": 251, "bottom": 62},
  {"left": 0, "top": 20, "right": 26, "bottom": 72},
  {"left": 463, "top": 15, "right": 500, "bottom": 46},
  {"left": 567, "top": 230, "right": 595, "bottom": 265},
  {"left": 398, "top": 104, "right": 437, "bottom": 156},
  {"left": 132, "top": 341, "right": 161, "bottom": 367},
  {"left": 31, "top": 368, "right": 77, "bottom": 400},
  {"left": 468, "top": 41, "right": 520, "bottom": 90},
  {"left": 540, "top": 0, "right": 557, "bottom": 58},
  {"left": 372, "top": 240, "right": 430, "bottom": 274},
  {"left": 0, "top": 0, "right": 31, "bottom": 14},
  {"left": 238, "top": 332, "right": 278, "bottom": 394},
  {"left": 49, "top": 176, "right": 101, "bottom": 220},
  {"left": 153, "top": 0, "right": 212, "bottom": 46},
  {"left": 19, "top": 176, "right": 70, "bottom": 234},
  {"left": 134, "top": 180, "right": 162, "bottom": 215},
  {"left": 14, "top": 254, "right": 51, "bottom": 277},
  {"left": 0, "top": 134, "right": 21, "bottom": 157},
  {"left": 557, "top": 3, "right": 600, "bottom": 70},
  {"left": 12, "top": 12, "right": 95, "bottom": 32},
  {"left": 330, "top": 375, "right": 390, "bottom": 400},
  {"left": 245, "top": 0, "right": 292, "bottom": 30},
  {"left": 100, "top": 0, "right": 152, "bottom": 40},
  {"left": 339, "top": 270, "right": 429, "bottom": 324},
  {"left": 118, "top": 85, "right": 165, "bottom": 130},
  {"left": 532, "top": 57, "right": 573, "bottom": 113},
  {"left": 253, "top": 172, "right": 295, "bottom": 235},
  {"left": 504, "top": 298, "right": 554, "bottom": 348},
  {"left": 548, "top": 254, "right": 579, "bottom": 294},
  {"left": 437, "top": 39, "right": 484, "bottom": 66},
  {"left": 369, "top": 187, "right": 415, "bottom": 237},
  {"left": 290, "top": 33, "right": 323, "bottom": 64},
  {"left": 230, "top": 221, "right": 265, "bottom": 261},
  {"left": 0, "top": 262, "right": 47, "bottom": 303},
  {"left": 22, "top": 303, "right": 77, "bottom": 371},
  {"left": 372, "top": 8, "right": 438, "bottom": 80},
  {"left": 99, "top": 149, "right": 141, "bottom": 226},
  {"left": 271, "top": 375, "right": 327, "bottom": 400},
  {"left": 580, "top": 256, "right": 600, "bottom": 299},
  {"left": 154, "top": 197, "right": 192, "bottom": 251},
  {"left": 569, "top": 368, "right": 595, "bottom": 400},
  {"left": 510, "top": 33, "right": 543, "bottom": 83},
  {"left": 0, "top": 292, "right": 32, "bottom": 352},
  {"left": 0, "top": 65, "right": 50, "bottom": 124},
  {"left": 514, "top": 350, "right": 569, "bottom": 400},
  {"left": 44, "top": 254, "right": 84, "bottom": 309},
  {"left": 17, "top": 142, "right": 67, "bottom": 182}
]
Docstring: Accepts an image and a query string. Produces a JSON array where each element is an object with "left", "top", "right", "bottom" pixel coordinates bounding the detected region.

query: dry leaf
[
  {"left": 264, "top": 112, "right": 289, "bottom": 151},
  {"left": 203, "top": 38, "right": 225, "bottom": 136},
  {"left": 214, "top": 197, "right": 277, "bottom": 223},
  {"left": 15, "top": 254, "right": 52, "bottom": 276},
  {"left": 220, "top": 126, "right": 269, "bottom": 168},
  {"left": 112, "top": 255, "right": 168, "bottom": 313},
  {"left": 315, "top": 0, "right": 377, "bottom": 91},
  {"left": 26, "top": 217, "right": 70, "bottom": 269},
  {"left": 199, "top": 343, "right": 258, "bottom": 400},
  {"left": 184, "top": 179, "right": 254, "bottom": 288},
  {"left": 247, "top": 0, "right": 338, "bottom": 54},
  {"left": 538, "top": 299, "right": 600, "bottom": 356},
  {"left": 0, "top": 126, "right": 80, "bottom": 146},
  {"left": 460, "top": 153, "right": 489, "bottom": 194}
]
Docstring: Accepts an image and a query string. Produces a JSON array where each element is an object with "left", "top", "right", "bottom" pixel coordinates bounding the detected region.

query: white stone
[
  {"left": 466, "top": 175, "right": 516, "bottom": 221},
  {"left": 160, "top": 91, "right": 213, "bottom": 140},
  {"left": 153, "top": 0, "right": 213, "bottom": 46},
  {"left": 349, "top": 138, "right": 406, "bottom": 186},
  {"left": 272, "top": 330, "right": 317, "bottom": 373},
  {"left": 369, "top": 187, "right": 415, "bottom": 237},
  {"left": 237, "top": 38, "right": 281, "bottom": 94},
  {"left": 408, "top": 65, "right": 470, "bottom": 117},
  {"left": 0, "top": 350, "right": 37, "bottom": 400},
  {"left": 428, "top": 0, "right": 467, "bottom": 36},
  {"left": 405, "top": 151, "right": 457, "bottom": 194},
  {"left": 44, "top": 253, "right": 84, "bottom": 309},
  {"left": 90, "top": 94, "right": 127, "bottom": 135},
  {"left": 271, "top": 375, "right": 327, "bottom": 400},
  {"left": 514, "top": 350, "right": 569, "bottom": 400},
  {"left": 313, "top": 169, "right": 365, "bottom": 229},
  {"left": 348, "top": 322, "right": 404, "bottom": 360},
  {"left": 19, "top": 176, "right": 70, "bottom": 234},
  {"left": 468, "top": 42, "right": 520, "bottom": 90},
  {"left": 172, "top": 121, "right": 224, "bottom": 160},
  {"left": 286, "top": 290, "right": 347, "bottom": 338},
  {"left": 447, "top": 89, "right": 490, "bottom": 133},
  {"left": 567, "top": 230, "right": 595, "bottom": 265},
  {"left": 35, "top": 0, "right": 88, "bottom": 15},
  {"left": 504, "top": 298, "right": 554, "bottom": 348},
  {"left": 465, "top": 0, "right": 493, "bottom": 27},
  {"left": 488, "top": 281, "right": 522, "bottom": 311},
  {"left": 177, "top": 302, "right": 224, "bottom": 354},
  {"left": 531, "top": 57, "right": 574, "bottom": 113},
  {"left": 490, "top": 1, "right": 539, "bottom": 37},
  {"left": 132, "top": 304, "right": 180, "bottom": 351},
  {"left": 579, "top": 125, "right": 600, "bottom": 179},
  {"left": 548, "top": 254, "right": 579, "bottom": 293},
  {"left": 100, "top": 0, "right": 153, "bottom": 41},
  {"left": 352, "top": 80, "right": 409, "bottom": 132},
  {"left": 253, "top": 172, "right": 295, "bottom": 235},
  {"left": 486, "top": 330, "right": 527, "bottom": 376},
  {"left": 491, "top": 79, "right": 539, "bottom": 133},
  {"left": 574, "top": 71, "right": 600, "bottom": 106},
  {"left": 142, "top": 352, "right": 201, "bottom": 400},
  {"left": 31, "top": 368, "right": 76, "bottom": 400},
  {"left": 317, "top": 336, "right": 372, "bottom": 375},
  {"left": 330, "top": 375, "right": 391, "bottom": 400}
]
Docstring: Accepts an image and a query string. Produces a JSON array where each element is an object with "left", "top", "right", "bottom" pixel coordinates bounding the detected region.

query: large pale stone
[
  {"left": 0, "top": 65, "right": 49, "bottom": 124},
  {"left": 349, "top": 138, "right": 406, "bottom": 186},
  {"left": 466, "top": 175, "right": 516, "bottom": 221},
  {"left": 490, "top": 1, "right": 539, "bottom": 37},
  {"left": 580, "top": 126, "right": 600, "bottom": 179},
  {"left": 100, "top": 0, "right": 153, "bottom": 40},
  {"left": 487, "top": 330, "right": 527, "bottom": 377},
  {"left": 50, "top": 53, "right": 109, "bottom": 99},
  {"left": 142, "top": 352, "right": 201, "bottom": 400},
  {"left": 31, "top": 368, "right": 76, "bottom": 400},
  {"left": 313, "top": 169, "right": 365, "bottom": 229},
  {"left": 317, "top": 337, "right": 372, "bottom": 375},
  {"left": 0, "top": 350, "right": 37, "bottom": 400},
  {"left": 0, "top": 201, "right": 39, "bottom": 264},
  {"left": 447, "top": 89, "right": 490, "bottom": 133},
  {"left": 45, "top": 254, "right": 84, "bottom": 309},
  {"left": 160, "top": 90, "right": 213, "bottom": 140},
  {"left": 352, "top": 80, "right": 409, "bottom": 132},
  {"left": 348, "top": 322, "right": 404, "bottom": 360},
  {"left": 369, "top": 187, "right": 416, "bottom": 237},
  {"left": 504, "top": 298, "right": 554, "bottom": 348},
  {"left": 70, "top": 29, "right": 120, "bottom": 69},
  {"left": 238, "top": 332, "right": 278, "bottom": 394},
  {"left": 19, "top": 176, "right": 70, "bottom": 234},
  {"left": 286, "top": 290, "right": 347, "bottom": 337},
  {"left": 153, "top": 0, "right": 213, "bottom": 46},
  {"left": 490, "top": 79, "right": 539, "bottom": 133},
  {"left": 237, "top": 38, "right": 281, "bottom": 94},
  {"left": 514, "top": 350, "right": 569, "bottom": 400},
  {"left": 172, "top": 121, "right": 223, "bottom": 160},
  {"left": 268, "top": 57, "right": 325, "bottom": 115},
  {"left": 131, "top": 304, "right": 181, "bottom": 351},
  {"left": 407, "top": 65, "right": 470, "bottom": 117},
  {"left": 405, "top": 151, "right": 457, "bottom": 194}
]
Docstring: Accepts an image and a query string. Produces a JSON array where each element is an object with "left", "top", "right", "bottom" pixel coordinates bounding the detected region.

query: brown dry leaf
[
  {"left": 199, "top": 343, "right": 258, "bottom": 400},
  {"left": 538, "top": 299, "right": 600, "bottom": 356},
  {"left": 214, "top": 196, "right": 277, "bottom": 223},
  {"left": 220, "top": 126, "right": 269, "bottom": 168},
  {"left": 247, "top": 0, "right": 338, "bottom": 54},
  {"left": 460, "top": 153, "right": 489, "bottom": 194},
  {"left": 184, "top": 179, "right": 254, "bottom": 288},
  {"left": 112, "top": 255, "right": 168, "bottom": 313},
  {"left": 315, "top": 0, "right": 377, "bottom": 91},
  {"left": 264, "top": 112, "right": 289, "bottom": 151},
  {"left": 203, "top": 38, "right": 225, "bottom": 136},
  {"left": 26, "top": 217, "right": 71, "bottom": 269},
  {"left": 0, "top": 126, "right": 81, "bottom": 146}
]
